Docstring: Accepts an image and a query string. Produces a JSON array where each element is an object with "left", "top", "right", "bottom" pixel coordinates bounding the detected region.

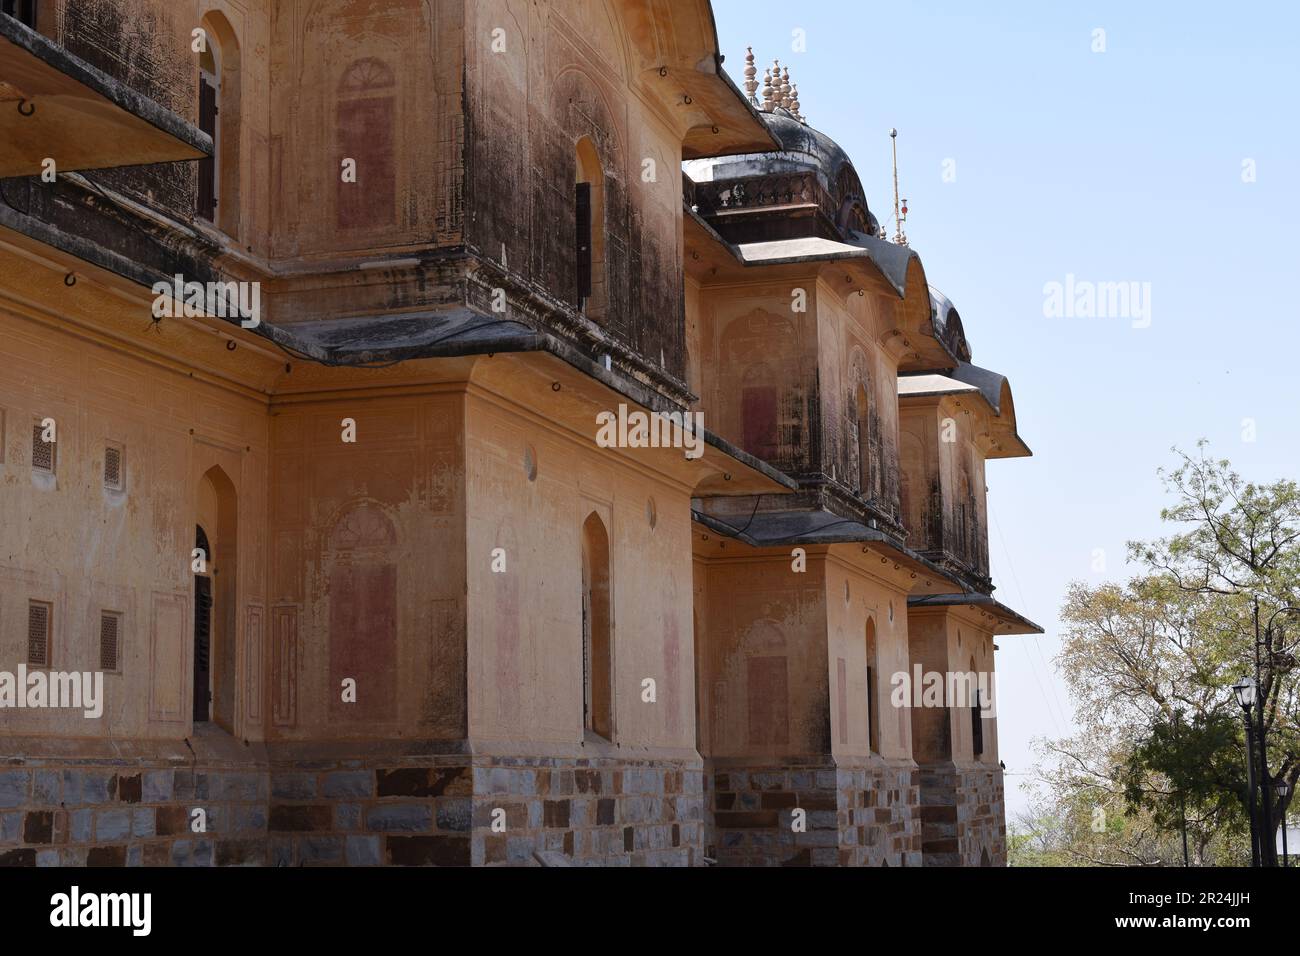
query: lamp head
[{"left": 1232, "top": 675, "right": 1257, "bottom": 710}]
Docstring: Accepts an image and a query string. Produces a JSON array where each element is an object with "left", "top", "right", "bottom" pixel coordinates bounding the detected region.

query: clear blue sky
[{"left": 711, "top": 0, "right": 1300, "bottom": 820}]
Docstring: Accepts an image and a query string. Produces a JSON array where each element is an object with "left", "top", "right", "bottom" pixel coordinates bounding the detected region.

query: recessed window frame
[
  {"left": 99, "top": 610, "right": 123, "bottom": 673},
  {"left": 31, "top": 420, "right": 55, "bottom": 474},
  {"left": 103, "top": 442, "right": 124, "bottom": 491},
  {"left": 27, "top": 599, "right": 52, "bottom": 667}
]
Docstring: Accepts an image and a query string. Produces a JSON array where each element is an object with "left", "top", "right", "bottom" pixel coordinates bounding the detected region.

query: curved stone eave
[
  {"left": 950, "top": 362, "right": 1032, "bottom": 457},
  {"left": 623, "top": 0, "right": 777, "bottom": 159}
]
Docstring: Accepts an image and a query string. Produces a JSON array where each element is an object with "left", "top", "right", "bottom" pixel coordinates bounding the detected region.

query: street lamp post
[
  {"left": 1277, "top": 780, "right": 1291, "bottom": 867},
  {"left": 1255, "top": 604, "right": 1300, "bottom": 867},
  {"left": 1233, "top": 676, "right": 1260, "bottom": 867},
  {"left": 1252, "top": 602, "right": 1276, "bottom": 866}
]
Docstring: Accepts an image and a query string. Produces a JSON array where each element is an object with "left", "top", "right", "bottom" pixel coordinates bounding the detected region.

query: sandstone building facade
[{"left": 0, "top": 0, "right": 1036, "bottom": 867}]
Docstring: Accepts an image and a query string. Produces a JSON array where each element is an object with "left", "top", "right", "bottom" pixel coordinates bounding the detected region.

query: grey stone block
[
  {"left": 95, "top": 809, "right": 132, "bottom": 841},
  {"left": 212, "top": 773, "right": 260, "bottom": 801},
  {"left": 69, "top": 809, "right": 92, "bottom": 843},
  {"left": 142, "top": 771, "right": 174, "bottom": 803},
  {"left": 272, "top": 774, "right": 316, "bottom": 800},
  {"left": 33, "top": 771, "right": 60, "bottom": 805},
  {"left": 506, "top": 835, "right": 535, "bottom": 864},
  {"left": 37, "top": 850, "right": 59, "bottom": 867},
  {"left": 346, "top": 835, "right": 381, "bottom": 866},
  {"left": 233, "top": 804, "right": 267, "bottom": 833},
  {"left": 321, "top": 771, "right": 372, "bottom": 799},
  {"left": 132, "top": 808, "right": 156, "bottom": 837},
  {"left": 366, "top": 804, "right": 433, "bottom": 832},
  {"left": 297, "top": 836, "right": 342, "bottom": 863},
  {"left": 0, "top": 812, "right": 21, "bottom": 842},
  {"left": 334, "top": 803, "right": 361, "bottom": 831},
  {"left": 436, "top": 798, "right": 471, "bottom": 832},
  {"left": 269, "top": 838, "right": 292, "bottom": 867},
  {"left": 79, "top": 771, "right": 113, "bottom": 804},
  {"left": 510, "top": 769, "right": 539, "bottom": 796},
  {"left": 0, "top": 771, "right": 30, "bottom": 808}
]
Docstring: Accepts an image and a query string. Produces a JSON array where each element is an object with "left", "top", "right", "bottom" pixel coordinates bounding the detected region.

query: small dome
[{"left": 684, "top": 110, "right": 878, "bottom": 240}]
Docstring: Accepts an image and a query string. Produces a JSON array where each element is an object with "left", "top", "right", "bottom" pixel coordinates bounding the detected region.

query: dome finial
[
  {"left": 761, "top": 66, "right": 774, "bottom": 110},
  {"left": 890, "top": 128, "right": 909, "bottom": 247},
  {"left": 743, "top": 47, "right": 759, "bottom": 106},
  {"left": 779, "top": 66, "right": 792, "bottom": 110},
  {"left": 791, "top": 83, "right": 803, "bottom": 123}
]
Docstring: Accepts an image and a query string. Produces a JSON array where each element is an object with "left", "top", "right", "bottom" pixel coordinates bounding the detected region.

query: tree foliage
[{"left": 1017, "top": 445, "right": 1299, "bottom": 866}]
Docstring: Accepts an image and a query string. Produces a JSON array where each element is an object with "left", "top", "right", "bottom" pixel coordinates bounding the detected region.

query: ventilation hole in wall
[
  {"left": 104, "top": 446, "right": 122, "bottom": 490},
  {"left": 888, "top": 601, "right": 895, "bottom": 623},
  {"left": 31, "top": 423, "right": 53, "bottom": 472},
  {"left": 523, "top": 444, "right": 538, "bottom": 482},
  {"left": 27, "top": 601, "right": 51, "bottom": 667},
  {"left": 844, "top": 581, "right": 850, "bottom": 603},
  {"left": 646, "top": 497, "right": 657, "bottom": 529},
  {"left": 100, "top": 612, "right": 121, "bottom": 672}
]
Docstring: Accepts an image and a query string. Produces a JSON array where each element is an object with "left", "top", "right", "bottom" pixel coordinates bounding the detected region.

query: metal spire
[{"left": 890, "top": 128, "right": 908, "bottom": 246}]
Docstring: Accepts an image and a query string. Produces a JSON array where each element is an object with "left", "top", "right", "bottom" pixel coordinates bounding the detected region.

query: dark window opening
[
  {"left": 193, "top": 525, "right": 212, "bottom": 723},
  {"left": 197, "top": 70, "right": 218, "bottom": 220},
  {"left": 31, "top": 422, "right": 53, "bottom": 473},
  {"left": 575, "top": 181, "right": 592, "bottom": 303},
  {"left": 2, "top": 0, "right": 38, "bottom": 29},
  {"left": 867, "top": 665, "right": 877, "bottom": 752},
  {"left": 104, "top": 445, "right": 122, "bottom": 490},
  {"left": 865, "top": 618, "right": 879, "bottom": 754},
  {"left": 972, "top": 689, "right": 984, "bottom": 757},
  {"left": 581, "top": 512, "right": 612, "bottom": 740},
  {"left": 100, "top": 611, "right": 120, "bottom": 672},
  {"left": 27, "top": 600, "right": 50, "bottom": 666}
]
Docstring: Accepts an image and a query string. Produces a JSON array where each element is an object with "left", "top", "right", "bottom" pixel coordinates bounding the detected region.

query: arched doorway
[
  {"left": 865, "top": 617, "right": 879, "bottom": 753},
  {"left": 581, "top": 512, "right": 613, "bottom": 740},
  {"left": 195, "top": 465, "right": 237, "bottom": 731},
  {"left": 193, "top": 524, "right": 213, "bottom": 723}
]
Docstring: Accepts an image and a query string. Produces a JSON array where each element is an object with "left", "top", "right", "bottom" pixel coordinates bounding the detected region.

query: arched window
[
  {"left": 856, "top": 384, "right": 871, "bottom": 497},
  {"left": 581, "top": 512, "right": 613, "bottom": 739},
  {"left": 196, "top": 13, "right": 241, "bottom": 232},
  {"left": 574, "top": 137, "right": 606, "bottom": 319},
  {"left": 337, "top": 57, "right": 396, "bottom": 230},
  {"left": 197, "top": 45, "right": 219, "bottom": 221},
  {"left": 957, "top": 463, "right": 973, "bottom": 560},
  {"left": 194, "top": 466, "right": 237, "bottom": 731},
  {"left": 865, "top": 617, "right": 879, "bottom": 753},
  {"left": 193, "top": 524, "right": 213, "bottom": 723}
]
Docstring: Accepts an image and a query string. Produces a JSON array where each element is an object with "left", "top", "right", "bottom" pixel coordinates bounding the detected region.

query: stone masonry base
[
  {"left": 0, "top": 736, "right": 703, "bottom": 867},
  {"left": 917, "top": 763, "right": 1006, "bottom": 866},
  {"left": 705, "top": 757, "right": 922, "bottom": 866}
]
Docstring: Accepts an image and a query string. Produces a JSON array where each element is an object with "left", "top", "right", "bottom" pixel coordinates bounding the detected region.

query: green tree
[{"left": 1024, "top": 445, "right": 1298, "bottom": 865}]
